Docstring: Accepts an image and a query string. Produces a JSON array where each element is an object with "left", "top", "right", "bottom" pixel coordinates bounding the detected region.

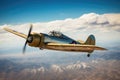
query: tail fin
[
  {"left": 85, "top": 35, "right": 95, "bottom": 53},
  {"left": 84, "top": 35, "right": 106, "bottom": 57},
  {"left": 85, "top": 35, "right": 95, "bottom": 45}
]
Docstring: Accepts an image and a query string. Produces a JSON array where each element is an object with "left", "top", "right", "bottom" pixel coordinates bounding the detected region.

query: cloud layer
[
  {"left": 0, "top": 13, "right": 120, "bottom": 50},
  {"left": 1, "top": 13, "right": 120, "bottom": 32}
]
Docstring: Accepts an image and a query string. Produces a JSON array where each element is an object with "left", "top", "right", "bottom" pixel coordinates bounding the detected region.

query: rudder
[{"left": 85, "top": 35, "right": 95, "bottom": 45}]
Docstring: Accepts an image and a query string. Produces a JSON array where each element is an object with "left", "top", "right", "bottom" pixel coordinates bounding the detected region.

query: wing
[
  {"left": 3, "top": 27, "right": 27, "bottom": 39},
  {"left": 45, "top": 43, "right": 106, "bottom": 51}
]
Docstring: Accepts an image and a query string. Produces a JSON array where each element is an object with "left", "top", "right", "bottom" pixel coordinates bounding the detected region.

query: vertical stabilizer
[
  {"left": 85, "top": 35, "right": 95, "bottom": 45},
  {"left": 85, "top": 35, "right": 96, "bottom": 55}
]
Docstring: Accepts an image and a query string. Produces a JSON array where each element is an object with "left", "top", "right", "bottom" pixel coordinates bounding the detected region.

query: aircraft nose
[{"left": 27, "top": 35, "right": 33, "bottom": 43}]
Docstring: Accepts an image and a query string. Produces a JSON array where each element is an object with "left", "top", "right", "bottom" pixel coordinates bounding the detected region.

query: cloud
[
  {"left": 0, "top": 13, "right": 120, "bottom": 50},
  {"left": 1, "top": 13, "right": 120, "bottom": 33},
  {"left": 1, "top": 13, "right": 120, "bottom": 32}
]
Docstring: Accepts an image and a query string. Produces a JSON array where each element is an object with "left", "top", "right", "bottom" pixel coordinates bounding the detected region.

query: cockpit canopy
[{"left": 49, "top": 31, "right": 62, "bottom": 37}]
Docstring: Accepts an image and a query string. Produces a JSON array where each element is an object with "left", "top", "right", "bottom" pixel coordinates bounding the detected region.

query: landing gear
[
  {"left": 87, "top": 54, "right": 90, "bottom": 57},
  {"left": 39, "top": 48, "right": 43, "bottom": 50}
]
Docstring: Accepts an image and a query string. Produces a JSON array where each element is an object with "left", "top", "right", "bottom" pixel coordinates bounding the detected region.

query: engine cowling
[{"left": 28, "top": 33, "right": 44, "bottom": 48}]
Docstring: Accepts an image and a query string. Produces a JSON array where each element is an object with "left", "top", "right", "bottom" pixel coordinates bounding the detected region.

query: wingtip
[
  {"left": 3, "top": 27, "right": 9, "bottom": 31},
  {"left": 96, "top": 46, "right": 107, "bottom": 50}
]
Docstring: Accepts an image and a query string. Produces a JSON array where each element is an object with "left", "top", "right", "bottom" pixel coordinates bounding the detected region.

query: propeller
[{"left": 23, "top": 24, "right": 33, "bottom": 54}]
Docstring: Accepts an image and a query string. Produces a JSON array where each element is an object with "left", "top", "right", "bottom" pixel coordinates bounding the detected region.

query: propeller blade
[
  {"left": 23, "top": 40, "right": 27, "bottom": 54},
  {"left": 28, "top": 24, "right": 33, "bottom": 37},
  {"left": 22, "top": 24, "right": 33, "bottom": 54}
]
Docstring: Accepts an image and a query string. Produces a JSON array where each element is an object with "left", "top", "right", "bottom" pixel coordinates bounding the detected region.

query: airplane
[{"left": 3, "top": 24, "right": 106, "bottom": 57}]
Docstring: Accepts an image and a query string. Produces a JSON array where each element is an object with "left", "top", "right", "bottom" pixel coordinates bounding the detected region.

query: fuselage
[{"left": 40, "top": 32, "right": 92, "bottom": 52}]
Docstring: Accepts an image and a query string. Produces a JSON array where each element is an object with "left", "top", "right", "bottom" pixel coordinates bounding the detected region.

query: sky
[
  {"left": 0, "top": 1, "right": 120, "bottom": 79},
  {"left": 0, "top": 0, "right": 120, "bottom": 56},
  {"left": 0, "top": 0, "right": 120, "bottom": 25}
]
